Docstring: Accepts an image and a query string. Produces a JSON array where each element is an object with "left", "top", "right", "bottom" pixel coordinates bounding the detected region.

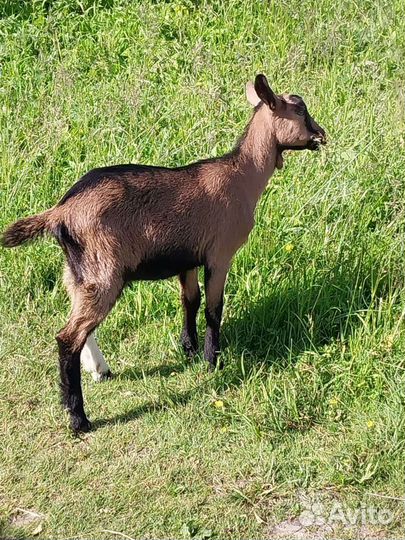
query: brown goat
[{"left": 2, "top": 75, "right": 326, "bottom": 432}]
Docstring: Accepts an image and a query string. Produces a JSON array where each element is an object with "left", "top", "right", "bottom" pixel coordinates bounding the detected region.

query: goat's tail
[{"left": 1, "top": 209, "right": 54, "bottom": 248}]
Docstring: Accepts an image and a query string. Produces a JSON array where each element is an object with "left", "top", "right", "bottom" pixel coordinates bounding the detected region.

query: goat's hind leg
[
  {"left": 57, "top": 280, "right": 122, "bottom": 432},
  {"left": 64, "top": 266, "right": 112, "bottom": 382},
  {"left": 81, "top": 333, "right": 112, "bottom": 382}
]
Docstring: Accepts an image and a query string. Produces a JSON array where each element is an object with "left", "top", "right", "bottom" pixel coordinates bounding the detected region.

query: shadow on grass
[
  {"left": 118, "top": 357, "right": 191, "bottom": 380},
  {"left": 92, "top": 385, "right": 201, "bottom": 430},
  {"left": 93, "top": 258, "right": 391, "bottom": 429},
  {"left": 232, "top": 248, "right": 393, "bottom": 359}
]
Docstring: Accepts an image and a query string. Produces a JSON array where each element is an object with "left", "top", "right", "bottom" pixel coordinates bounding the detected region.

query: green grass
[{"left": 1, "top": 0, "right": 405, "bottom": 538}]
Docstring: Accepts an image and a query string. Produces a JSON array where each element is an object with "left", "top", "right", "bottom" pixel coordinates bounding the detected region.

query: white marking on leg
[{"left": 81, "top": 333, "right": 111, "bottom": 382}]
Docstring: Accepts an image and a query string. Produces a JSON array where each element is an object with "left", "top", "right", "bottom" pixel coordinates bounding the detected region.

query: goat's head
[{"left": 246, "top": 74, "right": 326, "bottom": 169}]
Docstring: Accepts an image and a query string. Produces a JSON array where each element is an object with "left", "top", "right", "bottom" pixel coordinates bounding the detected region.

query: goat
[{"left": 2, "top": 74, "right": 326, "bottom": 432}]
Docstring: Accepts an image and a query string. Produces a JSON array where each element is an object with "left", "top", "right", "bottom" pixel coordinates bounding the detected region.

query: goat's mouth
[{"left": 306, "top": 136, "right": 324, "bottom": 151}]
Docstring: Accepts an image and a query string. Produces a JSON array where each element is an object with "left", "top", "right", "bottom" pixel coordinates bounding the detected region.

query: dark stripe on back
[{"left": 58, "top": 164, "right": 171, "bottom": 206}]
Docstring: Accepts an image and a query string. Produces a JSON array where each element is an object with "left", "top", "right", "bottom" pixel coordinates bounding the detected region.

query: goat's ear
[
  {"left": 254, "top": 74, "right": 277, "bottom": 110},
  {"left": 246, "top": 81, "right": 261, "bottom": 107}
]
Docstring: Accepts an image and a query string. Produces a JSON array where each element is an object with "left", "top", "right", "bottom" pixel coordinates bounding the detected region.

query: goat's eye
[{"left": 296, "top": 107, "right": 305, "bottom": 116}]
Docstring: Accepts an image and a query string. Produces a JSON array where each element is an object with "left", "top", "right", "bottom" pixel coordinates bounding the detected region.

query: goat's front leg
[
  {"left": 81, "top": 333, "right": 112, "bottom": 382},
  {"left": 204, "top": 264, "right": 229, "bottom": 370},
  {"left": 179, "top": 268, "right": 201, "bottom": 357}
]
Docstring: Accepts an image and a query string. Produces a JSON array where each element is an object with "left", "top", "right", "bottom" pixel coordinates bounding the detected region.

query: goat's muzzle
[{"left": 308, "top": 132, "right": 327, "bottom": 150}]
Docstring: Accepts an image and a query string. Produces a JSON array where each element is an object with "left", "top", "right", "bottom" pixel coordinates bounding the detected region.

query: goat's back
[{"left": 55, "top": 162, "right": 244, "bottom": 276}]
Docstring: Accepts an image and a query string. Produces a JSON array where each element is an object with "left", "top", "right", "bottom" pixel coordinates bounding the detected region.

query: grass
[{"left": 1, "top": 0, "right": 405, "bottom": 538}]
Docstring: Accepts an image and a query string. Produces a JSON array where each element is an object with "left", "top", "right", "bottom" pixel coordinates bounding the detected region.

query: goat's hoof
[
  {"left": 71, "top": 416, "right": 92, "bottom": 433},
  {"left": 180, "top": 335, "right": 198, "bottom": 358},
  {"left": 92, "top": 369, "right": 113, "bottom": 382},
  {"left": 183, "top": 346, "right": 198, "bottom": 359}
]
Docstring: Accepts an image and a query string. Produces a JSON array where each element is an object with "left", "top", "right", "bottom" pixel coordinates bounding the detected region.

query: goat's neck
[{"left": 234, "top": 106, "right": 278, "bottom": 209}]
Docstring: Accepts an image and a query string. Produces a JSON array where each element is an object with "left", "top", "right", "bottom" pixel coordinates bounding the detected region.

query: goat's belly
[{"left": 126, "top": 249, "right": 202, "bottom": 281}]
